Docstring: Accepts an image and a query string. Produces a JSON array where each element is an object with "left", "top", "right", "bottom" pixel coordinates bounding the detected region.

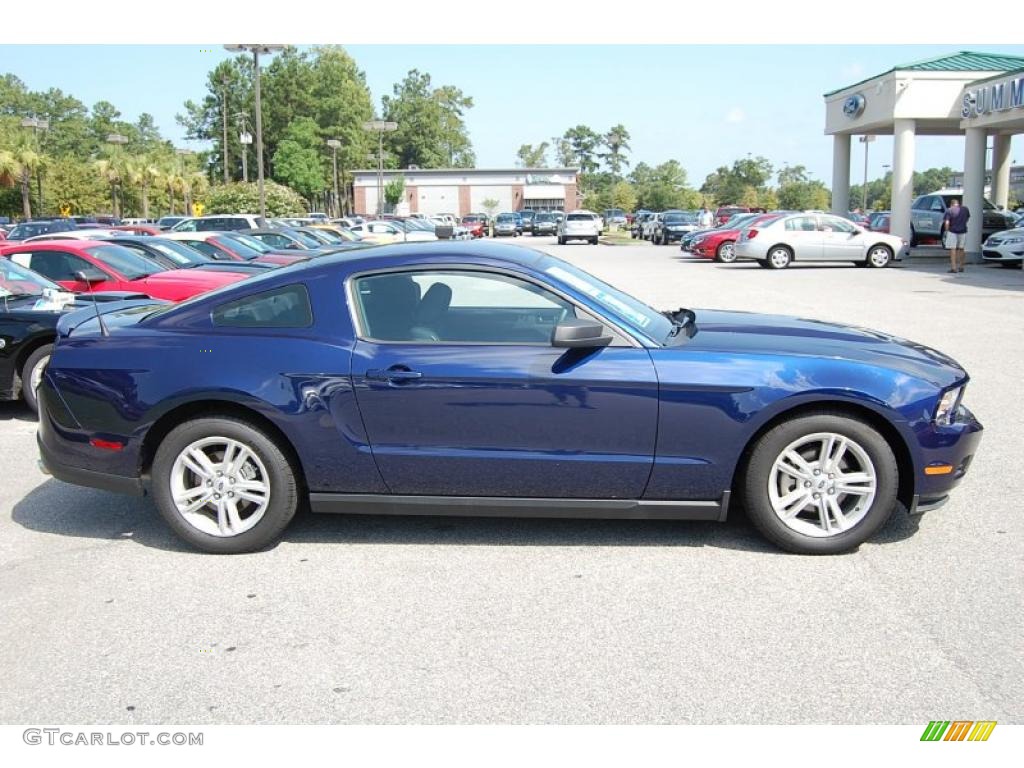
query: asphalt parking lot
[{"left": 1, "top": 237, "right": 1021, "bottom": 725}]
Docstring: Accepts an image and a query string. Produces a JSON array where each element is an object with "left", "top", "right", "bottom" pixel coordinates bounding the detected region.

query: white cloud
[{"left": 725, "top": 107, "right": 745, "bottom": 124}]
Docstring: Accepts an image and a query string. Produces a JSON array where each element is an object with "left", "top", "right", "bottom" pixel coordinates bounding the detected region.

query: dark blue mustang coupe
[{"left": 36, "top": 241, "right": 982, "bottom": 554}]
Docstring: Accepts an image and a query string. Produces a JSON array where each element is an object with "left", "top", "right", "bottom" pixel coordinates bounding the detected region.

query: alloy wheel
[
  {"left": 868, "top": 246, "right": 891, "bottom": 268},
  {"left": 768, "top": 247, "right": 791, "bottom": 268},
  {"left": 767, "top": 432, "right": 877, "bottom": 538},
  {"left": 169, "top": 437, "right": 271, "bottom": 537}
]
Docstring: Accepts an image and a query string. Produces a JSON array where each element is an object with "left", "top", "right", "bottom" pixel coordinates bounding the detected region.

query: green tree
[
  {"left": 516, "top": 142, "right": 549, "bottom": 167},
  {"left": 701, "top": 155, "right": 775, "bottom": 205},
  {"left": 384, "top": 176, "right": 405, "bottom": 208},
  {"left": 480, "top": 198, "right": 499, "bottom": 220},
  {"left": 562, "top": 125, "right": 603, "bottom": 174},
  {"left": 204, "top": 180, "right": 306, "bottom": 216},
  {"left": 271, "top": 117, "right": 326, "bottom": 200},
  {"left": 551, "top": 137, "right": 575, "bottom": 167},
  {"left": 778, "top": 180, "right": 830, "bottom": 211},
  {"left": 601, "top": 124, "right": 631, "bottom": 177},
  {"left": 382, "top": 69, "right": 475, "bottom": 168},
  {"left": 611, "top": 180, "right": 637, "bottom": 212}
]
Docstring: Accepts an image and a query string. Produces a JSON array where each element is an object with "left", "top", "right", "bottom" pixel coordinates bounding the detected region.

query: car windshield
[
  {"left": 663, "top": 213, "right": 696, "bottom": 224},
  {"left": 147, "top": 239, "right": 207, "bottom": 265},
  {"left": 212, "top": 236, "right": 264, "bottom": 260},
  {"left": 723, "top": 214, "right": 756, "bottom": 228},
  {"left": 301, "top": 229, "right": 336, "bottom": 244},
  {"left": 536, "top": 213, "right": 555, "bottom": 222},
  {"left": 223, "top": 233, "right": 273, "bottom": 253},
  {"left": 462, "top": 216, "right": 482, "bottom": 223},
  {"left": 497, "top": 214, "right": 516, "bottom": 223},
  {"left": 0, "top": 258, "right": 62, "bottom": 297},
  {"left": 540, "top": 256, "right": 673, "bottom": 343},
  {"left": 286, "top": 230, "right": 322, "bottom": 248},
  {"left": 83, "top": 244, "right": 166, "bottom": 279},
  {"left": 567, "top": 214, "right": 594, "bottom": 221},
  {"left": 8, "top": 223, "right": 55, "bottom": 239}
]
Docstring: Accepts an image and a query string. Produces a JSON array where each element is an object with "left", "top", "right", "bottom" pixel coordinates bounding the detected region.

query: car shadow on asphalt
[
  {"left": 11, "top": 479, "right": 920, "bottom": 556},
  {"left": 0, "top": 401, "right": 37, "bottom": 423},
  {"left": 898, "top": 260, "right": 1024, "bottom": 291}
]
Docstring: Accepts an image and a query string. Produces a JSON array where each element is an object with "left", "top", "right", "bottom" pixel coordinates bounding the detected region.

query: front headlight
[
  {"left": 934, "top": 386, "right": 963, "bottom": 426},
  {"left": 1002, "top": 237, "right": 1023, "bottom": 244}
]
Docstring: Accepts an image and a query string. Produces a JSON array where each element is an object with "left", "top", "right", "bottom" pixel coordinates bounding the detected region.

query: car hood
[
  {"left": 987, "top": 228, "right": 1023, "bottom": 238},
  {"left": 685, "top": 309, "right": 966, "bottom": 388}
]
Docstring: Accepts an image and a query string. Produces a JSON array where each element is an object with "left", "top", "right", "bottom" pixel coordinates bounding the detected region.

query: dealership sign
[{"left": 962, "top": 75, "right": 1024, "bottom": 118}]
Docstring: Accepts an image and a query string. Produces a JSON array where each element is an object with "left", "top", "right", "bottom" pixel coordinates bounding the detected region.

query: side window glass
[
  {"left": 212, "top": 285, "right": 313, "bottom": 328},
  {"left": 353, "top": 271, "right": 575, "bottom": 344},
  {"left": 931, "top": 198, "right": 947, "bottom": 212}
]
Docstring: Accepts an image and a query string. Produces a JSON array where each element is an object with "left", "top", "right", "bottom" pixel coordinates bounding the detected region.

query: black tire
[
  {"left": 715, "top": 240, "right": 737, "bottom": 263},
  {"left": 909, "top": 227, "right": 918, "bottom": 247},
  {"left": 591, "top": 237, "right": 599, "bottom": 245},
  {"left": 151, "top": 416, "right": 300, "bottom": 554},
  {"left": 740, "top": 411, "right": 898, "bottom": 555},
  {"left": 557, "top": 237, "right": 565, "bottom": 245},
  {"left": 21, "top": 343, "right": 53, "bottom": 414},
  {"left": 757, "top": 260, "right": 770, "bottom": 268}
]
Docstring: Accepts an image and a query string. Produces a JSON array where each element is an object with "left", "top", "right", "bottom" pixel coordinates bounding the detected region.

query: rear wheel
[
  {"left": 740, "top": 411, "right": 898, "bottom": 554},
  {"left": 21, "top": 343, "right": 53, "bottom": 414},
  {"left": 151, "top": 416, "right": 299, "bottom": 554}
]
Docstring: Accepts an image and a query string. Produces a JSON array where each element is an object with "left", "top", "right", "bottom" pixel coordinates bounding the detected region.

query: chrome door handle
[{"left": 366, "top": 367, "right": 423, "bottom": 382}]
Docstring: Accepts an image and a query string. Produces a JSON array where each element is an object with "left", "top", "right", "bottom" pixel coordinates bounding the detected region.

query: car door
[
  {"left": 781, "top": 216, "right": 823, "bottom": 260},
  {"left": 817, "top": 215, "right": 864, "bottom": 261},
  {"left": 348, "top": 268, "right": 659, "bottom": 499}
]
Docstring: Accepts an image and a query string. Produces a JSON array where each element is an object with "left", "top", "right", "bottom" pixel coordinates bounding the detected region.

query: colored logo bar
[{"left": 921, "top": 721, "right": 997, "bottom": 741}]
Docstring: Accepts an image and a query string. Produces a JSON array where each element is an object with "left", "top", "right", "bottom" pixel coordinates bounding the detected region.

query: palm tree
[
  {"left": 164, "top": 169, "right": 181, "bottom": 216},
  {"left": 187, "top": 171, "right": 209, "bottom": 215},
  {"left": 0, "top": 149, "right": 18, "bottom": 195},
  {"left": 94, "top": 158, "right": 123, "bottom": 217},
  {"left": 140, "top": 162, "right": 162, "bottom": 221}
]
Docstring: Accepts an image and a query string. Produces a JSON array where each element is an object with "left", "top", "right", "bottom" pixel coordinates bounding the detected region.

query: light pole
[
  {"left": 220, "top": 75, "right": 230, "bottom": 184},
  {"left": 326, "top": 139, "right": 341, "bottom": 218},
  {"left": 106, "top": 132, "right": 128, "bottom": 217},
  {"left": 362, "top": 120, "right": 398, "bottom": 215},
  {"left": 235, "top": 112, "right": 252, "bottom": 183},
  {"left": 22, "top": 117, "right": 49, "bottom": 216},
  {"left": 859, "top": 135, "right": 876, "bottom": 211},
  {"left": 225, "top": 45, "right": 285, "bottom": 219}
]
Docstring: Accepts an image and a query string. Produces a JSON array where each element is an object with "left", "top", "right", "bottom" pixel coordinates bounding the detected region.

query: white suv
[
  {"left": 557, "top": 210, "right": 601, "bottom": 245},
  {"left": 171, "top": 214, "right": 267, "bottom": 232}
]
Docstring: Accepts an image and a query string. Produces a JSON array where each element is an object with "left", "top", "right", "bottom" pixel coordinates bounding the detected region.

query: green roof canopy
[{"left": 825, "top": 51, "right": 1024, "bottom": 97}]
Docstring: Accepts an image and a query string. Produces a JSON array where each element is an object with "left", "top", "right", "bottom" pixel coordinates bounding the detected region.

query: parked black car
[
  {"left": 0, "top": 258, "right": 151, "bottom": 412},
  {"left": 533, "top": 212, "right": 558, "bottom": 236},
  {"left": 651, "top": 210, "right": 700, "bottom": 245},
  {"left": 4, "top": 219, "right": 77, "bottom": 242},
  {"left": 518, "top": 209, "right": 538, "bottom": 234}
]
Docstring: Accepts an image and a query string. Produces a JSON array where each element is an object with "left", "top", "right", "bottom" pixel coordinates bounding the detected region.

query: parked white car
[
  {"left": 349, "top": 221, "right": 438, "bottom": 243},
  {"left": 733, "top": 212, "right": 908, "bottom": 269},
  {"left": 23, "top": 229, "right": 121, "bottom": 242},
  {"left": 981, "top": 228, "right": 1024, "bottom": 268},
  {"left": 557, "top": 210, "right": 601, "bottom": 245},
  {"left": 171, "top": 214, "right": 267, "bottom": 232}
]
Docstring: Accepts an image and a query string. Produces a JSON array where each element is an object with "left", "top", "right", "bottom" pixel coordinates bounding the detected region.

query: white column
[
  {"left": 890, "top": 119, "right": 916, "bottom": 244},
  {"left": 992, "top": 133, "right": 1012, "bottom": 210},
  {"left": 963, "top": 128, "right": 987, "bottom": 261},
  {"left": 830, "top": 134, "right": 851, "bottom": 214}
]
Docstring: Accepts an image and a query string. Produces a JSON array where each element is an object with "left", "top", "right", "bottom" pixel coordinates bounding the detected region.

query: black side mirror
[
  {"left": 552, "top": 320, "right": 613, "bottom": 349},
  {"left": 74, "top": 268, "right": 107, "bottom": 285}
]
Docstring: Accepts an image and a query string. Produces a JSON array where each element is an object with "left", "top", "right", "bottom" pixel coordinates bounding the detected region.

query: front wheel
[
  {"left": 766, "top": 246, "right": 792, "bottom": 269},
  {"left": 151, "top": 416, "right": 300, "bottom": 554},
  {"left": 866, "top": 245, "right": 893, "bottom": 268},
  {"left": 21, "top": 343, "right": 53, "bottom": 413},
  {"left": 715, "top": 241, "right": 737, "bottom": 263},
  {"left": 741, "top": 412, "right": 898, "bottom": 554}
]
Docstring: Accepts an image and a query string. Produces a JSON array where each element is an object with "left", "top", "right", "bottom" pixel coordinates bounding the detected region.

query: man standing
[
  {"left": 942, "top": 198, "right": 970, "bottom": 273},
  {"left": 699, "top": 206, "right": 713, "bottom": 229}
]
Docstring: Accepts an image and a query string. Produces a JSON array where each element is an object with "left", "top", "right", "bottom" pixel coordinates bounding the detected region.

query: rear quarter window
[{"left": 212, "top": 284, "right": 313, "bottom": 328}]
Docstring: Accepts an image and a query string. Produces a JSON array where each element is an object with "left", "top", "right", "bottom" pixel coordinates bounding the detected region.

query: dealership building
[
  {"left": 351, "top": 167, "right": 580, "bottom": 218},
  {"left": 825, "top": 51, "right": 1024, "bottom": 257}
]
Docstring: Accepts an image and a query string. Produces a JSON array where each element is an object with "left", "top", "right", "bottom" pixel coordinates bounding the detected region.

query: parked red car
[
  {"left": 869, "top": 213, "right": 891, "bottom": 233},
  {"left": 713, "top": 206, "right": 769, "bottom": 227},
  {"left": 691, "top": 213, "right": 781, "bottom": 263},
  {"left": 111, "top": 224, "right": 162, "bottom": 236},
  {"left": 0, "top": 240, "right": 247, "bottom": 301},
  {"left": 460, "top": 215, "right": 487, "bottom": 238},
  {"left": 162, "top": 232, "right": 308, "bottom": 267}
]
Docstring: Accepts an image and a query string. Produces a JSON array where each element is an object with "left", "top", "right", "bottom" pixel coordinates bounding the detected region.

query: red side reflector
[
  {"left": 90, "top": 438, "right": 124, "bottom": 451},
  {"left": 747, "top": 229, "right": 760, "bottom": 239}
]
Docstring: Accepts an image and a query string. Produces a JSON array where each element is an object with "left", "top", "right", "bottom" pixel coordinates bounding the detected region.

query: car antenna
[{"left": 82, "top": 275, "right": 110, "bottom": 337}]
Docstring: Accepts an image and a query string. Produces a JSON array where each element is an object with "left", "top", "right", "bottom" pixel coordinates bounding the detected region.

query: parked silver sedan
[{"left": 734, "top": 213, "right": 908, "bottom": 269}]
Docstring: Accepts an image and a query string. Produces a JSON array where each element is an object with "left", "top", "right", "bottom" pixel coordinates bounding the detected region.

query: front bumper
[
  {"left": 909, "top": 405, "right": 983, "bottom": 511},
  {"left": 982, "top": 246, "right": 1024, "bottom": 263}
]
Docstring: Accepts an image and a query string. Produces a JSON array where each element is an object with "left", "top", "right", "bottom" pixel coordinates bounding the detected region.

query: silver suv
[{"left": 557, "top": 210, "right": 600, "bottom": 245}]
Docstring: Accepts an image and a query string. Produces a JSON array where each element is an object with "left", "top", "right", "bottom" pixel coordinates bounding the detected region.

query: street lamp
[
  {"left": 22, "top": 117, "right": 49, "bottom": 216},
  {"left": 224, "top": 45, "right": 285, "bottom": 219},
  {"left": 858, "top": 135, "right": 876, "bottom": 211},
  {"left": 106, "top": 133, "right": 129, "bottom": 218},
  {"left": 326, "top": 139, "right": 342, "bottom": 218},
  {"left": 235, "top": 112, "right": 253, "bottom": 183},
  {"left": 362, "top": 120, "right": 398, "bottom": 215}
]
